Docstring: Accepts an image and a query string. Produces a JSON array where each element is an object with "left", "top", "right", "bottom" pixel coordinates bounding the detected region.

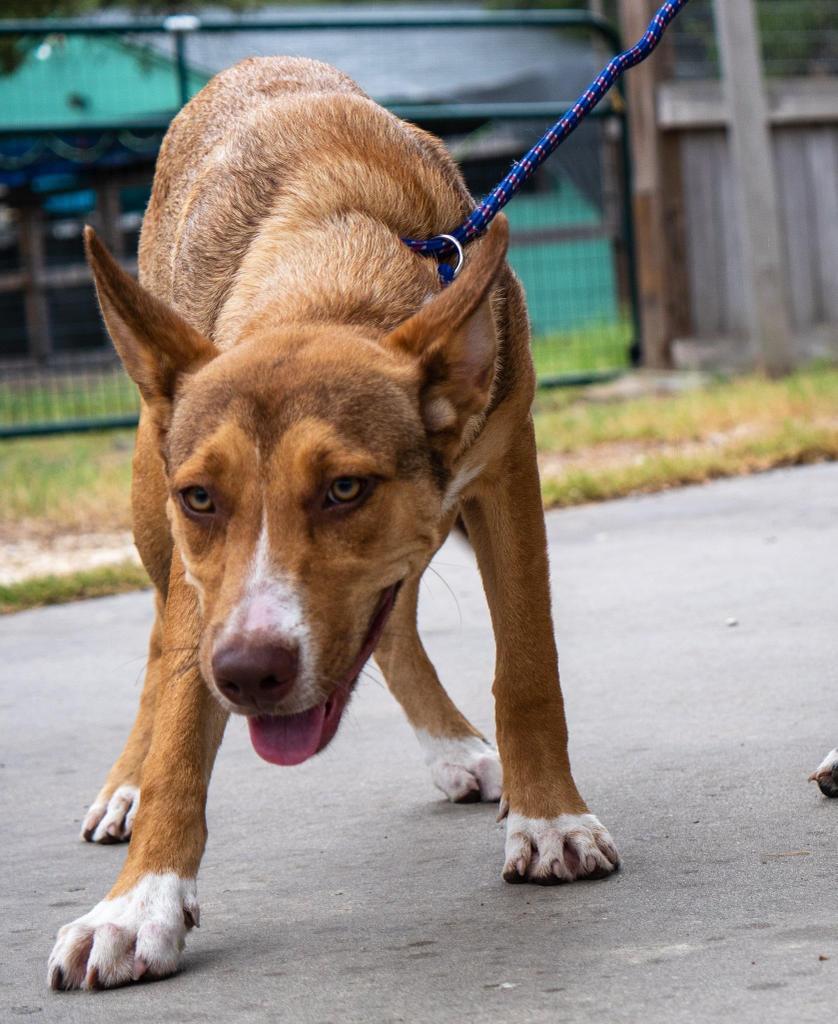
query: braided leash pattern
[{"left": 403, "top": 0, "right": 690, "bottom": 276}]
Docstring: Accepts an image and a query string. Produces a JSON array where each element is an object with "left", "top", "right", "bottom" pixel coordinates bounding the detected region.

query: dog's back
[{"left": 139, "top": 57, "right": 473, "bottom": 347}]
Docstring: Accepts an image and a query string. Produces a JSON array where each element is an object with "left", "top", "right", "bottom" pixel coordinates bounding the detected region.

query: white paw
[
  {"left": 415, "top": 732, "right": 503, "bottom": 803},
  {"left": 810, "top": 748, "right": 838, "bottom": 798},
  {"left": 47, "top": 873, "right": 198, "bottom": 991},
  {"left": 503, "top": 812, "right": 620, "bottom": 884},
  {"left": 81, "top": 784, "right": 140, "bottom": 843}
]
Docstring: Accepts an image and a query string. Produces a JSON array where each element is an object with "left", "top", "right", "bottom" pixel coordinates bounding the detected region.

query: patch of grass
[
  {"left": 533, "top": 366, "right": 838, "bottom": 452},
  {"left": 0, "top": 369, "right": 139, "bottom": 428},
  {"left": 0, "top": 428, "right": 134, "bottom": 534},
  {"left": 1, "top": 365, "right": 837, "bottom": 615},
  {"left": 0, "top": 560, "right": 150, "bottom": 615},
  {"left": 540, "top": 419, "right": 838, "bottom": 508},
  {"left": 530, "top": 320, "right": 633, "bottom": 380}
]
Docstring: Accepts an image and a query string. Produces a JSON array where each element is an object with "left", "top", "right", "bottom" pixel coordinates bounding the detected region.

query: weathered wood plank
[
  {"left": 680, "top": 125, "right": 838, "bottom": 340},
  {"left": 713, "top": 0, "right": 794, "bottom": 374},
  {"left": 806, "top": 128, "right": 838, "bottom": 324},
  {"left": 661, "top": 130, "right": 691, "bottom": 338},
  {"left": 717, "top": 134, "right": 747, "bottom": 338},
  {"left": 659, "top": 78, "right": 838, "bottom": 131},
  {"left": 681, "top": 133, "right": 723, "bottom": 337},
  {"left": 775, "top": 129, "right": 819, "bottom": 329}
]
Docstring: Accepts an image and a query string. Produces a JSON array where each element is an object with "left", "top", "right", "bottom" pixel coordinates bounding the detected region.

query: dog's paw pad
[
  {"left": 502, "top": 812, "right": 620, "bottom": 884},
  {"left": 81, "top": 784, "right": 140, "bottom": 843},
  {"left": 48, "top": 873, "right": 197, "bottom": 991},
  {"left": 418, "top": 733, "right": 503, "bottom": 803},
  {"left": 810, "top": 748, "right": 838, "bottom": 798}
]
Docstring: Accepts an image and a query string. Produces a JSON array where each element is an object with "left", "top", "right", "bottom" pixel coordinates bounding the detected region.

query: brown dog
[{"left": 47, "top": 57, "right": 619, "bottom": 991}]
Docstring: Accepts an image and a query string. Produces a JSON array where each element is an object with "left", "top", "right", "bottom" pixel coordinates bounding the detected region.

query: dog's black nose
[{"left": 212, "top": 639, "right": 299, "bottom": 709}]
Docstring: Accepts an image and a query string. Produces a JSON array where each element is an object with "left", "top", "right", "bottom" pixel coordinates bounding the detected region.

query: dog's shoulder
[{"left": 139, "top": 58, "right": 367, "bottom": 297}]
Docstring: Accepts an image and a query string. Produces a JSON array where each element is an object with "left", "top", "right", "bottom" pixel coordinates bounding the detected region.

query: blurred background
[
  {"left": 0, "top": 0, "right": 834, "bottom": 435},
  {"left": 1, "top": 0, "right": 837, "bottom": 607}
]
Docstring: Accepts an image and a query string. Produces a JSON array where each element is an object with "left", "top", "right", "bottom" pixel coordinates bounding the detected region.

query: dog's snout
[{"left": 212, "top": 638, "right": 299, "bottom": 709}]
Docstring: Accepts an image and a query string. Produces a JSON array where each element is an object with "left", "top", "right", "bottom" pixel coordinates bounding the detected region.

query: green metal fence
[{"left": 0, "top": 9, "right": 638, "bottom": 437}]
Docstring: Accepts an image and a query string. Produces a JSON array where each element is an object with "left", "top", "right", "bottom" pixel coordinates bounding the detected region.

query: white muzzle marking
[{"left": 216, "top": 510, "right": 317, "bottom": 704}]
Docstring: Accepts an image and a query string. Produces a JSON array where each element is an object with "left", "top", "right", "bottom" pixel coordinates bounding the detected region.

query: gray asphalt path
[{"left": 2, "top": 464, "right": 837, "bottom": 1023}]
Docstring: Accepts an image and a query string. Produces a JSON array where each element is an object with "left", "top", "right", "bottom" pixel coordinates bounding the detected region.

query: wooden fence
[
  {"left": 619, "top": 0, "right": 838, "bottom": 373},
  {"left": 662, "top": 80, "right": 838, "bottom": 359}
]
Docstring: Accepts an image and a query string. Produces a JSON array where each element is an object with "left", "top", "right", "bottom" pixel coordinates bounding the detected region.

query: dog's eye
[
  {"left": 325, "top": 477, "right": 366, "bottom": 506},
  {"left": 181, "top": 486, "right": 215, "bottom": 515}
]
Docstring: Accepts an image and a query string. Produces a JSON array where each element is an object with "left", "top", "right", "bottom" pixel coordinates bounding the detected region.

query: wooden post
[
  {"left": 618, "top": 0, "right": 686, "bottom": 368},
  {"left": 96, "top": 178, "right": 124, "bottom": 259},
  {"left": 17, "top": 204, "right": 51, "bottom": 364},
  {"left": 591, "top": 1, "right": 628, "bottom": 317},
  {"left": 713, "top": 0, "right": 794, "bottom": 375}
]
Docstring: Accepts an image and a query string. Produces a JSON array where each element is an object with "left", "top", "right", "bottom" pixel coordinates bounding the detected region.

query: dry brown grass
[
  {"left": 534, "top": 367, "right": 838, "bottom": 507},
  {"left": 1, "top": 367, "right": 837, "bottom": 611},
  {"left": 0, "top": 560, "right": 150, "bottom": 615},
  {"left": 0, "top": 430, "right": 134, "bottom": 544}
]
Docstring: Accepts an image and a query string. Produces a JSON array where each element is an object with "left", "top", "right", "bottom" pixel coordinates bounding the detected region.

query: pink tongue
[{"left": 248, "top": 704, "right": 327, "bottom": 766}]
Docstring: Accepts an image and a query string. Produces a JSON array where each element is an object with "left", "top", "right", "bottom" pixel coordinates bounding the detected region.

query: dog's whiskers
[{"left": 423, "top": 566, "right": 463, "bottom": 630}]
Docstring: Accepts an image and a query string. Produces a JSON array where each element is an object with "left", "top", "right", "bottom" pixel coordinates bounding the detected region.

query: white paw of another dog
[
  {"left": 503, "top": 812, "right": 620, "bottom": 884},
  {"left": 48, "top": 873, "right": 198, "bottom": 991},
  {"left": 416, "top": 732, "right": 503, "bottom": 803},
  {"left": 810, "top": 748, "right": 838, "bottom": 798},
  {"left": 81, "top": 783, "right": 140, "bottom": 843}
]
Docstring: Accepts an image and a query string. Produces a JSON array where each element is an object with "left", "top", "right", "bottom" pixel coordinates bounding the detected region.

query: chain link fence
[{"left": 672, "top": 0, "right": 838, "bottom": 79}]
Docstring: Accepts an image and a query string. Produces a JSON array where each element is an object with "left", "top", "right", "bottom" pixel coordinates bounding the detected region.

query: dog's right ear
[
  {"left": 84, "top": 226, "right": 218, "bottom": 429},
  {"left": 382, "top": 216, "right": 508, "bottom": 454}
]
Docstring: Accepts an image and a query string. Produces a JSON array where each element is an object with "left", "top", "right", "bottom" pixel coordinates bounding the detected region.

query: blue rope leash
[{"left": 404, "top": 0, "right": 690, "bottom": 281}]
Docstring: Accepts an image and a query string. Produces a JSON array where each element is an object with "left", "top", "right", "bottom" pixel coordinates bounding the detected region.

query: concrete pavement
[{"left": 2, "top": 464, "right": 837, "bottom": 1023}]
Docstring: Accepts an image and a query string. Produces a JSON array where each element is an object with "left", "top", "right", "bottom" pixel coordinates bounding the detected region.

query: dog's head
[{"left": 85, "top": 219, "right": 507, "bottom": 765}]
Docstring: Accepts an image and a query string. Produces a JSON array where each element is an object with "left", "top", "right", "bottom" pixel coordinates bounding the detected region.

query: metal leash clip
[{"left": 434, "top": 234, "right": 464, "bottom": 284}]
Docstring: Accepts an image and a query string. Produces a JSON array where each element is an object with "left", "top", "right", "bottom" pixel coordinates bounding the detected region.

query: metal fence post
[
  {"left": 164, "top": 14, "right": 200, "bottom": 108},
  {"left": 713, "top": 0, "right": 794, "bottom": 376}
]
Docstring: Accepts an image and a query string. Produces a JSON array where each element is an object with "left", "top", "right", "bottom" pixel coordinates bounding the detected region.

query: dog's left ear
[
  {"left": 84, "top": 226, "right": 218, "bottom": 432},
  {"left": 384, "top": 215, "right": 508, "bottom": 441}
]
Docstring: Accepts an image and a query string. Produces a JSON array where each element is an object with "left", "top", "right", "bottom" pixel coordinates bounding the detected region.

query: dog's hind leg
[
  {"left": 375, "top": 575, "right": 502, "bottom": 803},
  {"left": 462, "top": 417, "right": 620, "bottom": 885},
  {"left": 80, "top": 594, "right": 164, "bottom": 844}
]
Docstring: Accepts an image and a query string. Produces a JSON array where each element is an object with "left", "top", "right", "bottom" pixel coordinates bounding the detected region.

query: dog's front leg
[
  {"left": 375, "top": 574, "right": 503, "bottom": 803},
  {"left": 48, "top": 564, "right": 228, "bottom": 990},
  {"left": 81, "top": 593, "right": 164, "bottom": 843},
  {"left": 462, "top": 418, "right": 619, "bottom": 885}
]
